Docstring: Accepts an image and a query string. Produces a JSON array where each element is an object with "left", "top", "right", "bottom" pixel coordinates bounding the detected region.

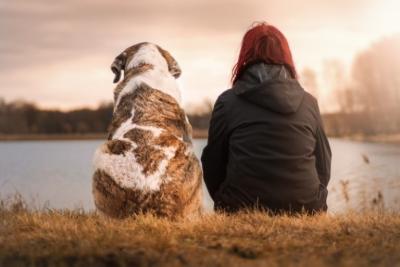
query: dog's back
[{"left": 92, "top": 43, "right": 202, "bottom": 219}]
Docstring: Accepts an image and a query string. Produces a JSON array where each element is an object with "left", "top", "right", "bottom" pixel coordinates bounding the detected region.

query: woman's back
[
  {"left": 201, "top": 22, "right": 331, "bottom": 214},
  {"left": 201, "top": 63, "right": 331, "bottom": 213}
]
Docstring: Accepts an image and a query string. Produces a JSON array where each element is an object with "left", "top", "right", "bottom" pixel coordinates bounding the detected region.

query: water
[{"left": 0, "top": 138, "right": 399, "bottom": 213}]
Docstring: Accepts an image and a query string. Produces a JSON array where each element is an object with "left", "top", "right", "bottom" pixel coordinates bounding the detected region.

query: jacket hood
[{"left": 233, "top": 63, "right": 305, "bottom": 114}]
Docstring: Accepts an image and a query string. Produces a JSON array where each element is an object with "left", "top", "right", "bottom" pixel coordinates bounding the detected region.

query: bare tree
[
  {"left": 300, "top": 68, "right": 319, "bottom": 100},
  {"left": 351, "top": 34, "right": 400, "bottom": 112},
  {"left": 323, "top": 60, "right": 355, "bottom": 113},
  {"left": 334, "top": 87, "right": 355, "bottom": 113}
]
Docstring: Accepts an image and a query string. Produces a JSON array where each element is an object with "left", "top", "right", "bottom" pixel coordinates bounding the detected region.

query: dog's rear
[{"left": 92, "top": 43, "right": 202, "bottom": 219}]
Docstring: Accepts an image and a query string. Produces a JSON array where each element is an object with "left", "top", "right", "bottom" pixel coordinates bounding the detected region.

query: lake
[{"left": 0, "top": 138, "right": 399, "bottom": 213}]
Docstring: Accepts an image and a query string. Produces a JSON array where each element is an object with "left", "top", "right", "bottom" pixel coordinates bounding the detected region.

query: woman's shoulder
[
  {"left": 214, "top": 88, "right": 241, "bottom": 114},
  {"left": 217, "top": 88, "right": 235, "bottom": 101},
  {"left": 216, "top": 88, "right": 245, "bottom": 106},
  {"left": 302, "top": 91, "right": 320, "bottom": 111}
]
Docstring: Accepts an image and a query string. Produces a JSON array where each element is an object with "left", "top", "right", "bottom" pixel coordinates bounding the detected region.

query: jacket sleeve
[
  {"left": 201, "top": 96, "right": 229, "bottom": 200},
  {"left": 314, "top": 101, "right": 332, "bottom": 187}
]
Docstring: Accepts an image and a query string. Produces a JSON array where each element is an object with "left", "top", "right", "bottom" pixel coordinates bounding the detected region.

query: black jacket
[{"left": 201, "top": 63, "right": 331, "bottom": 213}]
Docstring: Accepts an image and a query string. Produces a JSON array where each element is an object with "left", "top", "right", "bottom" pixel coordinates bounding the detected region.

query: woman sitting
[{"left": 201, "top": 22, "right": 331, "bottom": 214}]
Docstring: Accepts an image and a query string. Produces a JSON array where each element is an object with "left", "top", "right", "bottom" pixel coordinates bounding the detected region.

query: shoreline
[
  {"left": 0, "top": 133, "right": 107, "bottom": 141},
  {"left": 1, "top": 132, "right": 400, "bottom": 144},
  {"left": 338, "top": 133, "right": 400, "bottom": 145},
  {"left": 0, "top": 130, "right": 209, "bottom": 141}
]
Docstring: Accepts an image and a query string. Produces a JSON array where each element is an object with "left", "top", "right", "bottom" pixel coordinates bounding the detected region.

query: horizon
[{"left": 1, "top": 0, "right": 400, "bottom": 112}]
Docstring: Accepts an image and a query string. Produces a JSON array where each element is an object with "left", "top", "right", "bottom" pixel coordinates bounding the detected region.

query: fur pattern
[{"left": 92, "top": 43, "right": 202, "bottom": 219}]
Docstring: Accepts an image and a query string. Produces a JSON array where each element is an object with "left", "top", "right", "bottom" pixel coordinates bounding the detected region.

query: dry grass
[{"left": 0, "top": 198, "right": 400, "bottom": 267}]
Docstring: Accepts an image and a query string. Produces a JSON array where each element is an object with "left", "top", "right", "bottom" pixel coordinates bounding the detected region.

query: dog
[{"left": 92, "top": 42, "right": 203, "bottom": 219}]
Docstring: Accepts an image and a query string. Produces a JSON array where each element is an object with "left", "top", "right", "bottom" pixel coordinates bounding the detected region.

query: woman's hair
[{"left": 231, "top": 22, "right": 297, "bottom": 84}]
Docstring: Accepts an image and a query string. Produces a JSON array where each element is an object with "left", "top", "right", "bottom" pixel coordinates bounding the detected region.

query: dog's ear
[
  {"left": 157, "top": 47, "right": 182, "bottom": 78},
  {"left": 111, "top": 52, "right": 127, "bottom": 83}
]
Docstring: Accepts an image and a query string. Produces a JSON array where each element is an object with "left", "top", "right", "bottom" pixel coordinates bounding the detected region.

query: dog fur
[{"left": 92, "top": 42, "right": 202, "bottom": 219}]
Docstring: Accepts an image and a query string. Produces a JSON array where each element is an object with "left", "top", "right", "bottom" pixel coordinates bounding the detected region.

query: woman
[{"left": 201, "top": 22, "right": 331, "bottom": 214}]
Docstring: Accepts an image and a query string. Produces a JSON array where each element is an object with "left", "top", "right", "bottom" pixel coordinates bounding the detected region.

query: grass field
[{"left": 1, "top": 197, "right": 399, "bottom": 267}]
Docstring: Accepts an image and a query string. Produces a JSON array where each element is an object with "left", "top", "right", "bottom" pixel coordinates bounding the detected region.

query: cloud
[
  {"left": 0, "top": 0, "right": 392, "bottom": 110},
  {"left": 0, "top": 0, "right": 373, "bottom": 69}
]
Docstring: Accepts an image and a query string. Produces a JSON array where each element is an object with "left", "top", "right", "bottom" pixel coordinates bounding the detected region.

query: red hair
[{"left": 232, "top": 22, "right": 297, "bottom": 84}]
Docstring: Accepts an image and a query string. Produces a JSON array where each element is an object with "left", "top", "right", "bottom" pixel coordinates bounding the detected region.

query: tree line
[
  {"left": 0, "top": 99, "right": 211, "bottom": 135},
  {"left": 304, "top": 34, "right": 400, "bottom": 137},
  {"left": 1, "top": 96, "right": 398, "bottom": 138}
]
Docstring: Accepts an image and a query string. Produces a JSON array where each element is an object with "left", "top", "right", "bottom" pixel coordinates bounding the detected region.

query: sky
[{"left": 1, "top": 0, "right": 400, "bottom": 112}]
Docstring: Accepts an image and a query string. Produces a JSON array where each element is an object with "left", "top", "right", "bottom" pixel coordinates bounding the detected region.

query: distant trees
[
  {"left": 322, "top": 34, "right": 400, "bottom": 136},
  {"left": 351, "top": 34, "right": 400, "bottom": 112},
  {"left": 300, "top": 68, "right": 319, "bottom": 99},
  {"left": 0, "top": 99, "right": 113, "bottom": 135},
  {"left": 186, "top": 99, "right": 213, "bottom": 131},
  {"left": 0, "top": 100, "right": 39, "bottom": 134},
  {"left": 0, "top": 99, "right": 212, "bottom": 135}
]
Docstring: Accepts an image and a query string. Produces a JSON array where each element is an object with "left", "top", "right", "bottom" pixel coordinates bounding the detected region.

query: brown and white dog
[{"left": 92, "top": 42, "right": 202, "bottom": 219}]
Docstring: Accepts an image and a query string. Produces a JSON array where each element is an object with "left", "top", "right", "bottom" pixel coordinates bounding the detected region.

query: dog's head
[{"left": 111, "top": 42, "right": 181, "bottom": 83}]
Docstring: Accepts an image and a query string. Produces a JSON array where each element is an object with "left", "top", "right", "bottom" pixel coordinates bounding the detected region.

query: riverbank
[
  {"left": 2, "top": 132, "right": 400, "bottom": 143},
  {"left": 343, "top": 133, "right": 400, "bottom": 145},
  {"left": 0, "top": 133, "right": 107, "bottom": 141},
  {"left": 1, "top": 202, "right": 399, "bottom": 267},
  {"left": 0, "top": 130, "right": 209, "bottom": 141}
]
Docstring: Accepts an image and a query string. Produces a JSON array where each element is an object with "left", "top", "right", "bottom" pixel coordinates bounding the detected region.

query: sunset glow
[{"left": 0, "top": 0, "right": 399, "bottom": 112}]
